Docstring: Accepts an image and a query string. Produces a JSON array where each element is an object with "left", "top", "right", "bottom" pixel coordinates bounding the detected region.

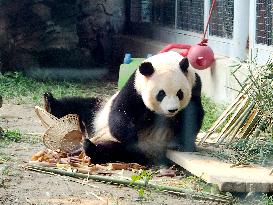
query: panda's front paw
[
  {"left": 182, "top": 145, "right": 197, "bottom": 152},
  {"left": 167, "top": 141, "right": 196, "bottom": 152},
  {"left": 167, "top": 142, "right": 182, "bottom": 151}
]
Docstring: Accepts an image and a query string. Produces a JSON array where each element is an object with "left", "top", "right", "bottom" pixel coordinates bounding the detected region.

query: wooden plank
[{"left": 167, "top": 150, "right": 273, "bottom": 192}]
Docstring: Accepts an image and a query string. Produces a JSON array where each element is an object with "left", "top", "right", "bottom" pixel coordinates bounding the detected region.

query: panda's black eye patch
[
  {"left": 177, "top": 89, "right": 184, "bottom": 100},
  {"left": 156, "top": 90, "right": 166, "bottom": 102}
]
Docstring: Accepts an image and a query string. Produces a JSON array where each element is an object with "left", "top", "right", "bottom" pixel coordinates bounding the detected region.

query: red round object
[{"left": 187, "top": 44, "right": 214, "bottom": 70}]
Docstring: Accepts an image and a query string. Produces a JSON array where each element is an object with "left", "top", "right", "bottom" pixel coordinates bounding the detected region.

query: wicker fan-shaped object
[
  {"left": 35, "top": 106, "right": 58, "bottom": 128},
  {"left": 35, "top": 106, "right": 83, "bottom": 153}
]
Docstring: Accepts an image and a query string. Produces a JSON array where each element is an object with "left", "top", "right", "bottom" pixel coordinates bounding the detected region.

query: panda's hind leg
[
  {"left": 82, "top": 139, "right": 98, "bottom": 161},
  {"left": 43, "top": 92, "right": 54, "bottom": 112},
  {"left": 83, "top": 139, "right": 129, "bottom": 164},
  {"left": 83, "top": 139, "right": 149, "bottom": 165},
  {"left": 43, "top": 92, "right": 87, "bottom": 134},
  {"left": 43, "top": 92, "right": 102, "bottom": 137}
]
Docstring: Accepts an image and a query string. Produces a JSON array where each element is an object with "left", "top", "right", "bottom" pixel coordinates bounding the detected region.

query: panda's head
[{"left": 135, "top": 51, "right": 196, "bottom": 117}]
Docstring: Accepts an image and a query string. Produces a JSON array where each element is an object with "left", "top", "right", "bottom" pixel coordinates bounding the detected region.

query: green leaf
[{"left": 138, "top": 188, "right": 145, "bottom": 198}]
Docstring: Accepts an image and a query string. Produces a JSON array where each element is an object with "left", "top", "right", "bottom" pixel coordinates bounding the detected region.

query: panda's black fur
[
  {"left": 44, "top": 55, "right": 204, "bottom": 165},
  {"left": 171, "top": 73, "right": 204, "bottom": 152},
  {"left": 43, "top": 92, "right": 102, "bottom": 136}
]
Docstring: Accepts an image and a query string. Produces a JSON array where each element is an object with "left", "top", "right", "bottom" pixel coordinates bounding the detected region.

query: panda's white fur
[
  {"left": 93, "top": 92, "right": 119, "bottom": 133},
  {"left": 90, "top": 51, "right": 198, "bottom": 159},
  {"left": 137, "top": 116, "right": 173, "bottom": 159}
]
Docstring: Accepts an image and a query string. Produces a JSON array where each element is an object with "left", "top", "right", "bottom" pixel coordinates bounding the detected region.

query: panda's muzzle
[{"left": 168, "top": 109, "right": 178, "bottom": 113}]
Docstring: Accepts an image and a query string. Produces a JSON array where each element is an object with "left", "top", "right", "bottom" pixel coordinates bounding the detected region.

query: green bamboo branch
[{"left": 27, "top": 165, "right": 234, "bottom": 204}]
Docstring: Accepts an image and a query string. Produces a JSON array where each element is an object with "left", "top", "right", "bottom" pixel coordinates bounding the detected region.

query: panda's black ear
[
  {"left": 179, "top": 58, "right": 189, "bottom": 73},
  {"left": 139, "top": 62, "right": 154, "bottom": 77}
]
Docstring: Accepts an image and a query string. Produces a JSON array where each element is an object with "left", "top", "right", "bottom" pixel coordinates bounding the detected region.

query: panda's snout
[
  {"left": 168, "top": 109, "right": 178, "bottom": 113},
  {"left": 161, "top": 96, "right": 180, "bottom": 116}
]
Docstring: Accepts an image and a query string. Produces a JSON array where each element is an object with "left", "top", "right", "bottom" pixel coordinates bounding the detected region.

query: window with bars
[
  {"left": 130, "top": 0, "right": 153, "bottom": 23},
  {"left": 130, "top": 1, "right": 142, "bottom": 23},
  {"left": 131, "top": 0, "right": 203, "bottom": 31},
  {"left": 209, "top": 0, "right": 234, "bottom": 39},
  {"left": 177, "top": 0, "right": 204, "bottom": 33},
  {"left": 256, "top": 0, "right": 273, "bottom": 46},
  {"left": 153, "top": 0, "right": 176, "bottom": 28},
  {"left": 129, "top": 0, "right": 236, "bottom": 38}
]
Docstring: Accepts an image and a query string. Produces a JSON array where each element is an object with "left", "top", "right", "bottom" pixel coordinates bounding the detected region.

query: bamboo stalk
[
  {"left": 215, "top": 98, "right": 249, "bottom": 145},
  {"left": 26, "top": 165, "right": 233, "bottom": 204},
  {"left": 218, "top": 98, "right": 248, "bottom": 137},
  {"left": 224, "top": 103, "right": 255, "bottom": 146},
  {"left": 252, "top": 119, "right": 267, "bottom": 138},
  {"left": 240, "top": 110, "right": 260, "bottom": 139},
  {"left": 198, "top": 94, "right": 245, "bottom": 145},
  {"left": 218, "top": 102, "right": 254, "bottom": 146}
]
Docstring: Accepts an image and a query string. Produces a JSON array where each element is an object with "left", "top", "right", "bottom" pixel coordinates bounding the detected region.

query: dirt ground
[{"left": 0, "top": 104, "right": 224, "bottom": 205}]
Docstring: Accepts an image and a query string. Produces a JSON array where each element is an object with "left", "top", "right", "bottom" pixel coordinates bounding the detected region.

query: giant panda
[{"left": 44, "top": 51, "right": 204, "bottom": 165}]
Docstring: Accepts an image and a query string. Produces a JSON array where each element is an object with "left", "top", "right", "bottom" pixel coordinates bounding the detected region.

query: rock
[
  {"left": 0, "top": 0, "right": 125, "bottom": 70},
  {"left": 32, "top": 3, "right": 51, "bottom": 21}
]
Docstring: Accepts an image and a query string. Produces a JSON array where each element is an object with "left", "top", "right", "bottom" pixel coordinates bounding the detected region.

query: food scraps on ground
[{"left": 29, "top": 149, "right": 145, "bottom": 174}]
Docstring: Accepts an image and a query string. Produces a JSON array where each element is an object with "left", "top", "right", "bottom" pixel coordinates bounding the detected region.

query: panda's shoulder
[
  {"left": 112, "top": 73, "right": 143, "bottom": 106},
  {"left": 184, "top": 66, "right": 198, "bottom": 87},
  {"left": 190, "top": 71, "right": 202, "bottom": 97}
]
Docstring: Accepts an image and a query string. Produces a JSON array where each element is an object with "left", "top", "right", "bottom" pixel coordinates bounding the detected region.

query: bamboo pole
[
  {"left": 198, "top": 94, "right": 245, "bottom": 145},
  {"left": 240, "top": 109, "right": 260, "bottom": 139},
  {"left": 224, "top": 102, "right": 255, "bottom": 146},
  {"left": 252, "top": 119, "right": 267, "bottom": 138},
  {"left": 26, "top": 165, "right": 233, "bottom": 204},
  {"left": 217, "top": 102, "right": 253, "bottom": 146},
  {"left": 215, "top": 97, "right": 249, "bottom": 145}
]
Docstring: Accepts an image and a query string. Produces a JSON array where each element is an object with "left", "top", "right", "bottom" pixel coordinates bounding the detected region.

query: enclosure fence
[
  {"left": 209, "top": 0, "right": 234, "bottom": 39},
  {"left": 256, "top": 0, "right": 273, "bottom": 46},
  {"left": 128, "top": 0, "right": 272, "bottom": 62},
  {"left": 130, "top": 0, "right": 234, "bottom": 37}
]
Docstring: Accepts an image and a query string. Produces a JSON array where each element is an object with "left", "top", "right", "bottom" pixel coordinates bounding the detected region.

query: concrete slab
[{"left": 167, "top": 150, "right": 273, "bottom": 192}]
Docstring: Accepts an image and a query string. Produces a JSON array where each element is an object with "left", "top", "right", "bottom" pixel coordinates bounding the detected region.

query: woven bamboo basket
[{"left": 35, "top": 106, "right": 83, "bottom": 153}]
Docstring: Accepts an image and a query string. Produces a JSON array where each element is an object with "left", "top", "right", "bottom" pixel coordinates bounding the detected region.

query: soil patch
[{"left": 0, "top": 104, "right": 223, "bottom": 205}]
